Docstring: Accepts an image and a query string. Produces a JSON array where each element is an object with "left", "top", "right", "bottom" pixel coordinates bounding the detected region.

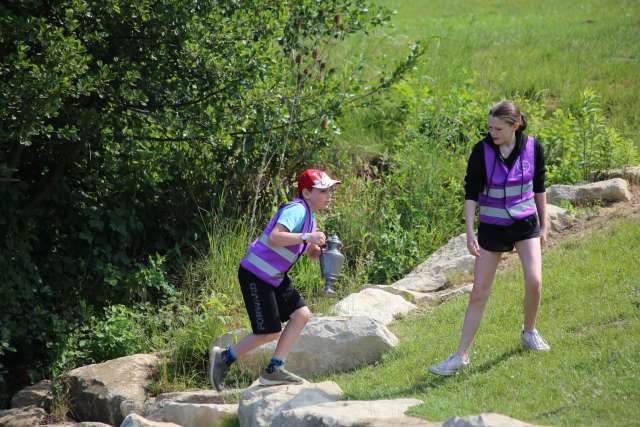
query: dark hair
[{"left": 489, "top": 100, "right": 527, "bottom": 132}]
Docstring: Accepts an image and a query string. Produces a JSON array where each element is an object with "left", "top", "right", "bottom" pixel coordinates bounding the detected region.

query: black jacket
[{"left": 464, "top": 131, "right": 546, "bottom": 201}]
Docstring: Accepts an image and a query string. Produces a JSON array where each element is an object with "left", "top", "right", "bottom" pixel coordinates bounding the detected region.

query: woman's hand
[
  {"left": 540, "top": 226, "right": 548, "bottom": 247},
  {"left": 467, "top": 233, "right": 480, "bottom": 257}
]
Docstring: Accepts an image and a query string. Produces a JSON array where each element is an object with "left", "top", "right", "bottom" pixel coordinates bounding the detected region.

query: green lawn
[
  {"left": 339, "top": 0, "right": 640, "bottom": 140},
  {"left": 330, "top": 218, "right": 640, "bottom": 426}
]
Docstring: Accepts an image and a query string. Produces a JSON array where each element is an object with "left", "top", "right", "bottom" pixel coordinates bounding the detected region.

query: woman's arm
[
  {"left": 534, "top": 192, "right": 547, "bottom": 246},
  {"left": 465, "top": 199, "right": 480, "bottom": 257}
]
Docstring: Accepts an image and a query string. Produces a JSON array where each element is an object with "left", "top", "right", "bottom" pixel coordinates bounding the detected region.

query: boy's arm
[
  {"left": 268, "top": 224, "right": 326, "bottom": 247},
  {"left": 306, "top": 244, "right": 321, "bottom": 260}
]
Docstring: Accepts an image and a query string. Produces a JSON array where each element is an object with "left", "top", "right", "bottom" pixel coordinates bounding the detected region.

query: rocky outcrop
[
  {"left": 390, "top": 234, "right": 475, "bottom": 295},
  {"left": 331, "top": 288, "right": 417, "bottom": 325},
  {"left": 591, "top": 165, "right": 640, "bottom": 185},
  {"left": 0, "top": 405, "right": 47, "bottom": 427},
  {"left": 238, "top": 380, "right": 343, "bottom": 427},
  {"left": 62, "top": 353, "right": 160, "bottom": 426},
  {"left": 120, "top": 413, "right": 181, "bottom": 427},
  {"left": 145, "top": 391, "right": 240, "bottom": 427},
  {"left": 442, "top": 412, "right": 551, "bottom": 427},
  {"left": 10, "top": 379, "right": 53, "bottom": 411},
  {"left": 547, "top": 178, "right": 631, "bottom": 205},
  {"left": 272, "top": 398, "right": 430, "bottom": 427}
]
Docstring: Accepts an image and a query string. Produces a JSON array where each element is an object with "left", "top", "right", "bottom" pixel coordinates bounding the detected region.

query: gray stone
[
  {"left": 151, "top": 402, "right": 237, "bottom": 427},
  {"left": 273, "top": 398, "right": 431, "bottom": 427},
  {"left": 591, "top": 165, "right": 640, "bottom": 184},
  {"left": 238, "top": 380, "right": 343, "bottom": 427},
  {"left": 62, "top": 353, "right": 161, "bottom": 426},
  {"left": 120, "top": 413, "right": 181, "bottom": 427},
  {"left": 548, "top": 178, "right": 631, "bottom": 205},
  {"left": 443, "top": 412, "right": 551, "bottom": 427},
  {"left": 0, "top": 405, "right": 47, "bottom": 427},
  {"left": 11, "top": 379, "right": 53, "bottom": 411},
  {"left": 253, "top": 316, "right": 398, "bottom": 377},
  {"left": 331, "top": 288, "right": 417, "bottom": 325},
  {"left": 390, "top": 234, "right": 475, "bottom": 294},
  {"left": 77, "top": 423, "right": 115, "bottom": 427}
]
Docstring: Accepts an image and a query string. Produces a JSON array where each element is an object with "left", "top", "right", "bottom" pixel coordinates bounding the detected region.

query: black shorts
[
  {"left": 478, "top": 214, "right": 540, "bottom": 252},
  {"left": 238, "top": 266, "right": 307, "bottom": 335}
]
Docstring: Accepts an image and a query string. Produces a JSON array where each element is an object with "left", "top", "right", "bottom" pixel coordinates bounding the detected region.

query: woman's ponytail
[{"left": 518, "top": 113, "right": 527, "bottom": 132}]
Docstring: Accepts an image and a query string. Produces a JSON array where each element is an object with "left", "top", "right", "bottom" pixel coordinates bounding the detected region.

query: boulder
[
  {"left": 238, "top": 380, "right": 343, "bottom": 427},
  {"left": 591, "top": 165, "right": 640, "bottom": 185},
  {"left": 120, "top": 413, "right": 181, "bottom": 427},
  {"left": 76, "top": 423, "right": 115, "bottom": 427},
  {"left": 62, "top": 353, "right": 160, "bottom": 426},
  {"left": 145, "top": 389, "right": 240, "bottom": 427},
  {"left": 546, "top": 204, "right": 571, "bottom": 232},
  {"left": 390, "top": 234, "right": 475, "bottom": 293},
  {"left": 254, "top": 316, "right": 399, "bottom": 377},
  {"left": 273, "top": 398, "right": 433, "bottom": 427},
  {"left": 548, "top": 178, "right": 631, "bottom": 205},
  {"left": 574, "top": 178, "right": 631, "bottom": 205},
  {"left": 443, "top": 413, "right": 551, "bottom": 427},
  {"left": 11, "top": 379, "right": 53, "bottom": 411},
  {"left": 331, "top": 288, "right": 417, "bottom": 325},
  {"left": 0, "top": 405, "right": 46, "bottom": 427},
  {"left": 546, "top": 185, "right": 578, "bottom": 205}
]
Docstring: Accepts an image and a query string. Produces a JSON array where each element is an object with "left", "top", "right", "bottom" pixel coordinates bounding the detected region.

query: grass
[
  {"left": 329, "top": 217, "right": 640, "bottom": 426},
  {"left": 337, "top": 0, "right": 640, "bottom": 142}
]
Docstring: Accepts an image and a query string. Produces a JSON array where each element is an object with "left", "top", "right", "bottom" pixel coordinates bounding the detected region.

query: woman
[{"left": 430, "top": 101, "right": 550, "bottom": 376}]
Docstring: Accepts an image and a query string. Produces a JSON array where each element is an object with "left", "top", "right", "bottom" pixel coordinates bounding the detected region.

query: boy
[{"left": 210, "top": 169, "right": 340, "bottom": 389}]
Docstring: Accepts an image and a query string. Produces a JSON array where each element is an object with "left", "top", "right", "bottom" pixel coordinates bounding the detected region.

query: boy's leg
[
  {"left": 273, "top": 306, "right": 311, "bottom": 359},
  {"left": 210, "top": 268, "right": 283, "bottom": 390},
  {"left": 259, "top": 278, "right": 310, "bottom": 385}
]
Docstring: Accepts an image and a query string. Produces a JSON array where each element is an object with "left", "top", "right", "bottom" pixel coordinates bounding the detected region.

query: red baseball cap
[{"left": 298, "top": 169, "right": 341, "bottom": 193}]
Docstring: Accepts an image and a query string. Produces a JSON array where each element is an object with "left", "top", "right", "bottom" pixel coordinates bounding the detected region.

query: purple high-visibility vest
[
  {"left": 240, "top": 199, "right": 316, "bottom": 286},
  {"left": 478, "top": 136, "right": 537, "bottom": 226}
]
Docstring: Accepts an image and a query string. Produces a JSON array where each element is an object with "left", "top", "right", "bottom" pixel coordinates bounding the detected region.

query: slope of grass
[
  {"left": 338, "top": 0, "right": 640, "bottom": 142},
  {"left": 331, "top": 217, "right": 640, "bottom": 426}
]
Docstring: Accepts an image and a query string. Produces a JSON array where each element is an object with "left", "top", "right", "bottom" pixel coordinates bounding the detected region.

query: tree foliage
[{"left": 0, "top": 0, "right": 422, "bottom": 404}]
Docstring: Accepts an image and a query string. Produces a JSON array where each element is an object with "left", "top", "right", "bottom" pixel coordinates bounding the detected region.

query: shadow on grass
[{"left": 347, "top": 346, "right": 525, "bottom": 400}]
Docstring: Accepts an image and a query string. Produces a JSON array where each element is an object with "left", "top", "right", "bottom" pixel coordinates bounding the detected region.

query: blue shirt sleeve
[{"left": 277, "top": 203, "right": 309, "bottom": 233}]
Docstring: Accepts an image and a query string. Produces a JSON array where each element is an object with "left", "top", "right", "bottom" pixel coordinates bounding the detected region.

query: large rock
[
  {"left": 331, "top": 288, "right": 417, "bottom": 325},
  {"left": 546, "top": 204, "right": 571, "bottom": 232},
  {"left": 11, "top": 379, "right": 53, "bottom": 411},
  {"left": 254, "top": 316, "right": 399, "bottom": 377},
  {"left": 148, "top": 402, "right": 236, "bottom": 427},
  {"left": 443, "top": 412, "right": 550, "bottom": 427},
  {"left": 0, "top": 405, "right": 46, "bottom": 427},
  {"left": 390, "top": 234, "right": 475, "bottom": 294},
  {"left": 145, "top": 389, "right": 240, "bottom": 427},
  {"left": 63, "top": 353, "right": 160, "bottom": 426},
  {"left": 546, "top": 184, "right": 578, "bottom": 205},
  {"left": 548, "top": 178, "right": 631, "bottom": 205},
  {"left": 273, "top": 398, "right": 434, "bottom": 427},
  {"left": 591, "top": 165, "right": 640, "bottom": 184},
  {"left": 120, "top": 413, "right": 181, "bottom": 427},
  {"left": 238, "top": 380, "right": 343, "bottom": 427}
]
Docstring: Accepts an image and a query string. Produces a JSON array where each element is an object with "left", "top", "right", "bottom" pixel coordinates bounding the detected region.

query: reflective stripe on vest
[
  {"left": 240, "top": 199, "right": 315, "bottom": 286},
  {"left": 479, "top": 136, "right": 536, "bottom": 225}
]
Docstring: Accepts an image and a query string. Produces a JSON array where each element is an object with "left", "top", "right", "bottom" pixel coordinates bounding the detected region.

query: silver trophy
[{"left": 319, "top": 234, "right": 345, "bottom": 296}]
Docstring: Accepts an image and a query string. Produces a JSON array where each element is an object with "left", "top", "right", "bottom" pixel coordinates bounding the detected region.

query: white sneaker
[
  {"left": 521, "top": 329, "right": 551, "bottom": 351},
  {"left": 429, "top": 353, "right": 469, "bottom": 376}
]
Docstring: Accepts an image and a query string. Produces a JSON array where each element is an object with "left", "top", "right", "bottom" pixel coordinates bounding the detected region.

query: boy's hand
[
  {"left": 306, "top": 244, "right": 321, "bottom": 260},
  {"left": 306, "top": 231, "right": 326, "bottom": 247}
]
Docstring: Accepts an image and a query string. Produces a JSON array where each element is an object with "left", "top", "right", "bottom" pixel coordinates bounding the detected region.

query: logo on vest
[{"left": 516, "top": 160, "right": 531, "bottom": 174}]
